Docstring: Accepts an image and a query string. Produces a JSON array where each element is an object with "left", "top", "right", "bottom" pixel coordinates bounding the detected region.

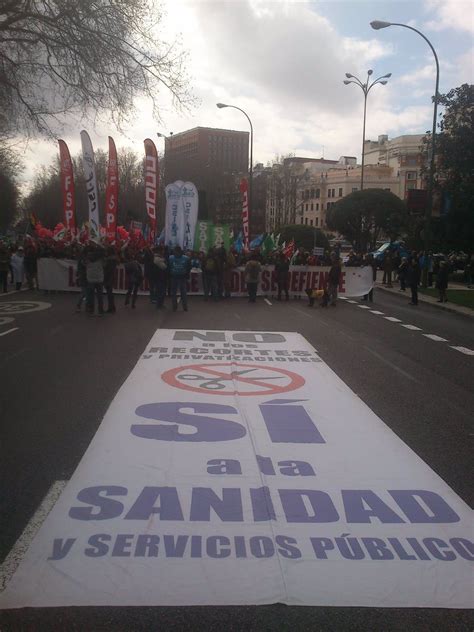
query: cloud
[{"left": 424, "top": 0, "right": 474, "bottom": 33}]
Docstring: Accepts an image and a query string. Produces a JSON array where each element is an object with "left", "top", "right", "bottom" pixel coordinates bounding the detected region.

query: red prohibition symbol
[{"left": 161, "top": 362, "right": 306, "bottom": 396}]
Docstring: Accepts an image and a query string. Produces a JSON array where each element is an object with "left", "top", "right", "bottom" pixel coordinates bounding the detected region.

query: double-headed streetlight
[
  {"left": 343, "top": 70, "right": 391, "bottom": 190},
  {"left": 216, "top": 103, "right": 254, "bottom": 236},
  {"left": 371, "top": 20, "right": 440, "bottom": 281}
]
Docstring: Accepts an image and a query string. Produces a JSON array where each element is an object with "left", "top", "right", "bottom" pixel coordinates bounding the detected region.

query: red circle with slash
[{"left": 161, "top": 362, "right": 305, "bottom": 396}]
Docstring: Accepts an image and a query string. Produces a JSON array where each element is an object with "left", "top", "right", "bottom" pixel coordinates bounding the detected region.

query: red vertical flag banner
[
  {"left": 58, "top": 140, "right": 76, "bottom": 235},
  {"left": 240, "top": 178, "right": 249, "bottom": 248},
  {"left": 144, "top": 138, "right": 158, "bottom": 240},
  {"left": 105, "top": 136, "right": 118, "bottom": 241}
]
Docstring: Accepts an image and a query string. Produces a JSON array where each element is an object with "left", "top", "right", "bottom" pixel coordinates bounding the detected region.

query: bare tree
[{"left": 0, "top": 0, "right": 193, "bottom": 138}]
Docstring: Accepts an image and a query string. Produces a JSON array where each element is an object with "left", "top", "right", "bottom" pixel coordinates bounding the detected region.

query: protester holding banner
[
  {"left": 23, "top": 244, "right": 38, "bottom": 290},
  {"left": 328, "top": 252, "right": 342, "bottom": 307},
  {"left": 151, "top": 246, "right": 168, "bottom": 310},
  {"left": 275, "top": 252, "right": 290, "bottom": 301},
  {"left": 223, "top": 248, "right": 236, "bottom": 298},
  {"left": 104, "top": 246, "right": 119, "bottom": 313},
  {"left": 124, "top": 252, "right": 143, "bottom": 309},
  {"left": 168, "top": 246, "right": 190, "bottom": 312},
  {"left": 245, "top": 254, "right": 262, "bottom": 303},
  {"left": 75, "top": 250, "right": 88, "bottom": 313},
  {"left": 202, "top": 248, "right": 219, "bottom": 302},
  {"left": 10, "top": 247, "right": 25, "bottom": 291},
  {"left": 85, "top": 244, "right": 105, "bottom": 316}
]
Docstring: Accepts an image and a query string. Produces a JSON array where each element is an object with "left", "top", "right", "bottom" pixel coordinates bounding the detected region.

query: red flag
[
  {"left": 105, "top": 136, "right": 118, "bottom": 241},
  {"left": 283, "top": 239, "right": 295, "bottom": 259},
  {"left": 240, "top": 178, "right": 249, "bottom": 249},
  {"left": 58, "top": 140, "right": 76, "bottom": 234},
  {"left": 144, "top": 138, "right": 158, "bottom": 240}
]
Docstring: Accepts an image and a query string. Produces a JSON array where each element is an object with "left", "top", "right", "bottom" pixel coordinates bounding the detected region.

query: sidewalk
[{"left": 375, "top": 271, "right": 474, "bottom": 319}]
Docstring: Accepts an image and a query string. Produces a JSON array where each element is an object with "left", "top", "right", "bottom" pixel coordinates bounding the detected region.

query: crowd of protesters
[{"left": 1, "top": 236, "right": 473, "bottom": 312}]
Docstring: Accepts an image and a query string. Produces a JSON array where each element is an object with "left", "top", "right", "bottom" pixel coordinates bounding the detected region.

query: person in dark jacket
[
  {"left": 85, "top": 244, "right": 105, "bottom": 315},
  {"left": 151, "top": 246, "right": 168, "bottom": 309},
  {"left": 407, "top": 257, "right": 421, "bottom": 306},
  {"left": 275, "top": 252, "right": 290, "bottom": 301},
  {"left": 23, "top": 244, "right": 38, "bottom": 290},
  {"left": 75, "top": 250, "right": 88, "bottom": 312},
  {"left": 169, "top": 246, "right": 190, "bottom": 311},
  {"left": 124, "top": 252, "right": 143, "bottom": 309},
  {"left": 398, "top": 257, "right": 408, "bottom": 292},
  {"left": 328, "top": 253, "right": 341, "bottom": 306},
  {"left": 436, "top": 260, "right": 449, "bottom": 302},
  {"left": 103, "top": 246, "right": 119, "bottom": 313}
]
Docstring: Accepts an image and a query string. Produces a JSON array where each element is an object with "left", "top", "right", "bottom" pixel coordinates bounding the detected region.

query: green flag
[
  {"left": 194, "top": 220, "right": 212, "bottom": 252},
  {"left": 261, "top": 233, "right": 275, "bottom": 255}
]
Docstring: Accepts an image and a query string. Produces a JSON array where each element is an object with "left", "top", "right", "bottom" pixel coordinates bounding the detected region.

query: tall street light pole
[
  {"left": 216, "top": 103, "right": 253, "bottom": 237},
  {"left": 371, "top": 20, "right": 440, "bottom": 284},
  {"left": 343, "top": 70, "right": 391, "bottom": 191}
]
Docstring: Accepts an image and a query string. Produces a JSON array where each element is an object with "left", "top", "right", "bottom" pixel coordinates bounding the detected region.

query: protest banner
[
  {"left": 37, "top": 259, "right": 374, "bottom": 298},
  {"left": 1, "top": 329, "right": 471, "bottom": 608}
]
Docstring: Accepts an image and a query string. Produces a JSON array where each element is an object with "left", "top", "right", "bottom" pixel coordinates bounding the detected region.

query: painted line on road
[
  {"left": 347, "top": 300, "right": 358, "bottom": 304},
  {"left": 384, "top": 316, "right": 402, "bottom": 322},
  {"left": 289, "top": 306, "right": 313, "bottom": 320},
  {"left": 364, "top": 346, "right": 419, "bottom": 384},
  {"left": 369, "top": 310, "right": 385, "bottom": 315},
  {"left": 0, "top": 328, "right": 19, "bottom": 337},
  {"left": 423, "top": 334, "right": 448, "bottom": 342},
  {"left": 401, "top": 324, "right": 422, "bottom": 331},
  {"left": 0, "top": 480, "right": 67, "bottom": 591},
  {"left": 339, "top": 296, "right": 348, "bottom": 300},
  {"left": 358, "top": 305, "right": 371, "bottom": 309},
  {"left": 450, "top": 346, "right": 474, "bottom": 356},
  {"left": 264, "top": 298, "right": 272, "bottom": 306}
]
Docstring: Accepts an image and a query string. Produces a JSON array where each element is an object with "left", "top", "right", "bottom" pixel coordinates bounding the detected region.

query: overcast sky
[{"left": 20, "top": 0, "right": 473, "bottom": 191}]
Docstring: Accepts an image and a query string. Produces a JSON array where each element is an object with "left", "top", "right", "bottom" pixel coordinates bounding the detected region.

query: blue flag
[
  {"left": 250, "top": 233, "right": 264, "bottom": 249},
  {"left": 234, "top": 231, "right": 243, "bottom": 253}
]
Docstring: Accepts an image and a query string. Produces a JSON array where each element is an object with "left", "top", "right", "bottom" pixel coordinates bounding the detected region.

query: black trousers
[
  {"left": 105, "top": 284, "right": 115, "bottom": 311},
  {"left": 410, "top": 284, "right": 418, "bottom": 305},
  {"left": 0, "top": 270, "right": 7, "bottom": 292},
  {"left": 247, "top": 282, "right": 257, "bottom": 302}
]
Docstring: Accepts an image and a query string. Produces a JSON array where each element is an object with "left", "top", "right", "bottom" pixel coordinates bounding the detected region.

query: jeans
[
  {"left": 247, "top": 282, "right": 257, "bottom": 302},
  {"left": 410, "top": 284, "right": 418, "bottom": 305},
  {"left": 87, "top": 283, "right": 104, "bottom": 313},
  {"left": 383, "top": 270, "right": 392, "bottom": 285},
  {"left": 328, "top": 283, "right": 338, "bottom": 305},
  {"left": 277, "top": 279, "right": 289, "bottom": 300},
  {"left": 171, "top": 276, "right": 188, "bottom": 310},
  {"left": 155, "top": 280, "right": 166, "bottom": 308},
  {"left": 125, "top": 281, "right": 140, "bottom": 307},
  {"left": 77, "top": 285, "right": 87, "bottom": 309},
  {"left": 105, "top": 284, "right": 115, "bottom": 312},
  {"left": 203, "top": 274, "right": 218, "bottom": 301}
]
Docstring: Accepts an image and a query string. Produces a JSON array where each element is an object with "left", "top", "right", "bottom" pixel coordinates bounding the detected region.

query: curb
[{"left": 375, "top": 284, "right": 474, "bottom": 319}]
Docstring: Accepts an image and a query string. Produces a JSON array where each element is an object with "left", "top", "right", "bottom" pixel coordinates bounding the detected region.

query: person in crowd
[
  {"left": 103, "top": 246, "right": 119, "bottom": 313},
  {"left": 142, "top": 246, "right": 156, "bottom": 303},
  {"left": 124, "top": 250, "right": 143, "bottom": 309},
  {"left": 436, "top": 260, "right": 449, "bottom": 303},
  {"left": 275, "top": 252, "right": 290, "bottom": 301},
  {"left": 361, "top": 253, "right": 377, "bottom": 302},
  {"left": 10, "top": 246, "right": 25, "bottom": 291},
  {"left": 75, "top": 250, "right": 88, "bottom": 312},
  {"left": 202, "top": 247, "right": 219, "bottom": 302},
  {"left": 85, "top": 243, "right": 105, "bottom": 315},
  {"left": 398, "top": 257, "right": 408, "bottom": 292},
  {"left": 216, "top": 247, "right": 227, "bottom": 298},
  {"left": 222, "top": 247, "right": 236, "bottom": 299},
  {"left": 23, "top": 244, "right": 38, "bottom": 290},
  {"left": 152, "top": 245, "right": 168, "bottom": 309},
  {"left": 0, "top": 243, "right": 11, "bottom": 293},
  {"left": 168, "top": 245, "right": 190, "bottom": 311},
  {"left": 382, "top": 250, "right": 393, "bottom": 287},
  {"left": 328, "top": 252, "right": 341, "bottom": 307},
  {"left": 245, "top": 254, "right": 262, "bottom": 303},
  {"left": 427, "top": 251, "right": 434, "bottom": 287},
  {"left": 407, "top": 256, "right": 421, "bottom": 306},
  {"left": 392, "top": 251, "right": 401, "bottom": 278}
]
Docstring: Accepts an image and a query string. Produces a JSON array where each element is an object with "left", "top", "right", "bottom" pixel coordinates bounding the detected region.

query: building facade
[{"left": 163, "top": 127, "right": 249, "bottom": 224}]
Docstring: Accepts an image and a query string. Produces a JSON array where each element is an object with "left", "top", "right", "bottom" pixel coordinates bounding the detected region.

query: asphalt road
[{"left": 1, "top": 287, "right": 473, "bottom": 631}]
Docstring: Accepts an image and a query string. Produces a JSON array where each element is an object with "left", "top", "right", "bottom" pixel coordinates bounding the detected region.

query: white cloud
[{"left": 424, "top": 0, "right": 474, "bottom": 33}]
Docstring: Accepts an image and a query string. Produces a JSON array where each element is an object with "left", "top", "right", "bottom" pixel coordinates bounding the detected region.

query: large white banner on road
[
  {"left": 37, "top": 259, "right": 374, "bottom": 298},
  {"left": 1, "top": 330, "right": 472, "bottom": 609}
]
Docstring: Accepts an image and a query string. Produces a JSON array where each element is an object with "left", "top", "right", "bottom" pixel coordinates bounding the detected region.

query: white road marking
[
  {"left": 423, "top": 334, "right": 448, "bottom": 342},
  {"left": 0, "top": 317, "right": 15, "bottom": 326},
  {"left": 401, "top": 324, "right": 422, "bottom": 331},
  {"left": 450, "top": 346, "right": 474, "bottom": 356},
  {"left": 358, "top": 305, "right": 371, "bottom": 309},
  {"left": 370, "top": 310, "right": 384, "bottom": 315},
  {"left": 0, "top": 327, "right": 18, "bottom": 337},
  {"left": 384, "top": 316, "right": 402, "bottom": 322},
  {"left": 339, "top": 296, "right": 348, "bottom": 300},
  {"left": 347, "top": 300, "right": 358, "bottom": 304},
  {"left": 264, "top": 298, "right": 272, "bottom": 306},
  {"left": 0, "top": 480, "right": 67, "bottom": 591}
]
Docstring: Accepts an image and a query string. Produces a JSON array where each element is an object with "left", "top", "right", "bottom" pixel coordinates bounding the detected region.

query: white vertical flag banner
[
  {"left": 80, "top": 130, "right": 100, "bottom": 242},
  {"left": 0, "top": 330, "right": 472, "bottom": 609},
  {"left": 165, "top": 180, "right": 184, "bottom": 249},
  {"left": 181, "top": 182, "right": 199, "bottom": 251}
]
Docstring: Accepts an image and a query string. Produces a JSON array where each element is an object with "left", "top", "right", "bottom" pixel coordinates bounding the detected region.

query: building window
[
  {"left": 316, "top": 189, "right": 320, "bottom": 198},
  {"left": 310, "top": 188, "right": 315, "bottom": 198},
  {"left": 305, "top": 217, "right": 308, "bottom": 225},
  {"left": 316, "top": 203, "right": 319, "bottom": 211},
  {"left": 338, "top": 188, "right": 343, "bottom": 197},
  {"left": 310, "top": 219, "right": 313, "bottom": 226},
  {"left": 407, "top": 171, "right": 417, "bottom": 180},
  {"left": 315, "top": 217, "right": 319, "bottom": 227},
  {"left": 300, "top": 217, "right": 304, "bottom": 224},
  {"left": 311, "top": 203, "right": 314, "bottom": 211},
  {"left": 305, "top": 203, "right": 309, "bottom": 211}
]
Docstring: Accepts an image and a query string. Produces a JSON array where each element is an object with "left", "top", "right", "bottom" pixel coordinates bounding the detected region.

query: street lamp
[
  {"left": 371, "top": 20, "right": 440, "bottom": 282},
  {"left": 343, "top": 70, "right": 391, "bottom": 190},
  {"left": 216, "top": 102, "right": 254, "bottom": 237}
]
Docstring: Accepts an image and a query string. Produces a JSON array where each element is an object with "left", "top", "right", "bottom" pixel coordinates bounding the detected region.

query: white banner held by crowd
[
  {"left": 165, "top": 180, "right": 184, "bottom": 249},
  {"left": 80, "top": 131, "right": 100, "bottom": 242},
  {"left": 181, "top": 182, "right": 199, "bottom": 251},
  {"left": 1, "top": 330, "right": 472, "bottom": 609},
  {"left": 37, "top": 259, "right": 375, "bottom": 298}
]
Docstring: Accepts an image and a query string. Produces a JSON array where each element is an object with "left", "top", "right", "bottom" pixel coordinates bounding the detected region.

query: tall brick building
[{"left": 162, "top": 127, "right": 249, "bottom": 224}]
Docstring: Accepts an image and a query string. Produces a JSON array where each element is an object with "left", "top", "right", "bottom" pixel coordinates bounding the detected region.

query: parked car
[{"left": 369, "top": 241, "right": 410, "bottom": 268}]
